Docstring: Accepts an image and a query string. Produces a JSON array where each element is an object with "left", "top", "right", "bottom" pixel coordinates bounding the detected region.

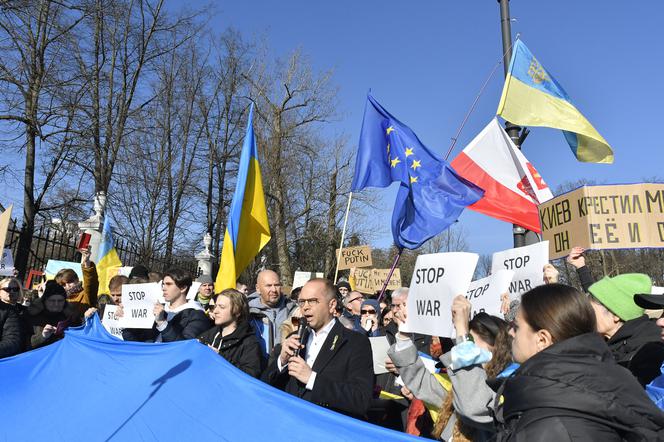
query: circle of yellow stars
[{"left": 386, "top": 125, "right": 421, "bottom": 184}]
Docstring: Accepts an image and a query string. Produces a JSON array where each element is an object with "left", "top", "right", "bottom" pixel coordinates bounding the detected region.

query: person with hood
[
  {"left": 194, "top": 274, "right": 215, "bottom": 309},
  {"left": 497, "top": 283, "right": 664, "bottom": 441},
  {"left": 29, "top": 281, "right": 81, "bottom": 349},
  {"left": 122, "top": 268, "right": 210, "bottom": 342},
  {"left": 248, "top": 270, "right": 296, "bottom": 352},
  {"left": 198, "top": 289, "right": 264, "bottom": 377},
  {"left": 587, "top": 273, "right": 663, "bottom": 385},
  {"left": 358, "top": 299, "right": 383, "bottom": 337}
]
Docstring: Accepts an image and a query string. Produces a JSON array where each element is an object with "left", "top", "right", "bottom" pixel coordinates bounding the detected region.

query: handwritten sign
[
  {"left": 102, "top": 305, "right": 124, "bottom": 340},
  {"left": 335, "top": 245, "right": 373, "bottom": 270},
  {"left": 405, "top": 252, "right": 479, "bottom": 337},
  {"left": 0, "top": 248, "right": 14, "bottom": 277},
  {"left": 491, "top": 241, "right": 549, "bottom": 299},
  {"left": 538, "top": 183, "right": 664, "bottom": 259},
  {"left": 352, "top": 268, "right": 402, "bottom": 294},
  {"left": 119, "top": 283, "right": 160, "bottom": 329}
]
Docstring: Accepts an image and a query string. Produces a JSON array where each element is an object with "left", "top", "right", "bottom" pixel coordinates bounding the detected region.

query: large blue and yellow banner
[{"left": 497, "top": 40, "right": 614, "bottom": 164}]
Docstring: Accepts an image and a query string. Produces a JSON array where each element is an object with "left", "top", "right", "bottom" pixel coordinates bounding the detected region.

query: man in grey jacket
[{"left": 248, "top": 270, "right": 297, "bottom": 352}]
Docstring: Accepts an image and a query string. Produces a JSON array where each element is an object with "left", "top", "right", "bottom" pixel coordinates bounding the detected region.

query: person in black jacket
[
  {"left": 262, "top": 278, "right": 373, "bottom": 419},
  {"left": 122, "top": 268, "right": 210, "bottom": 342},
  {"left": 586, "top": 273, "right": 664, "bottom": 386},
  {"left": 497, "top": 283, "right": 664, "bottom": 441},
  {"left": 198, "top": 289, "right": 264, "bottom": 377},
  {"left": 0, "top": 288, "right": 20, "bottom": 357},
  {"left": 0, "top": 277, "right": 31, "bottom": 352}
]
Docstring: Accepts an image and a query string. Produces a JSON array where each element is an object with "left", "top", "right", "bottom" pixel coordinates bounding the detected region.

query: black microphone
[{"left": 294, "top": 319, "right": 307, "bottom": 358}]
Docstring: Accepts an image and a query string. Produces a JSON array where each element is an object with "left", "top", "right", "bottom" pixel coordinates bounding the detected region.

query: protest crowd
[
  {"left": 0, "top": 4, "right": 663, "bottom": 439},
  {"left": 1, "top": 244, "right": 664, "bottom": 441}
]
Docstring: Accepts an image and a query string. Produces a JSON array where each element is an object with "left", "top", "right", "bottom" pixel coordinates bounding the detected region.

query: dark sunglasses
[
  {"left": 360, "top": 309, "right": 376, "bottom": 315},
  {"left": 1, "top": 287, "right": 20, "bottom": 293}
]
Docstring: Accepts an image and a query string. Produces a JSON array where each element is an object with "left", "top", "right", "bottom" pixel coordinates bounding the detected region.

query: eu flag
[{"left": 351, "top": 95, "right": 484, "bottom": 249}]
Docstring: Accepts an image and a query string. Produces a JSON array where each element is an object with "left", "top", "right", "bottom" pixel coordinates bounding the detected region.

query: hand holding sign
[
  {"left": 119, "top": 283, "right": 160, "bottom": 328},
  {"left": 451, "top": 295, "right": 471, "bottom": 336}
]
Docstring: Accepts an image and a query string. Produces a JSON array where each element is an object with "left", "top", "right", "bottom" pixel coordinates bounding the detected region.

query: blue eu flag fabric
[{"left": 351, "top": 95, "right": 484, "bottom": 249}]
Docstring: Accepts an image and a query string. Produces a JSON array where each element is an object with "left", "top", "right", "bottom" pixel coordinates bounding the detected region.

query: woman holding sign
[
  {"left": 198, "top": 289, "right": 265, "bottom": 378},
  {"left": 388, "top": 295, "right": 513, "bottom": 441},
  {"left": 498, "top": 284, "right": 664, "bottom": 440}
]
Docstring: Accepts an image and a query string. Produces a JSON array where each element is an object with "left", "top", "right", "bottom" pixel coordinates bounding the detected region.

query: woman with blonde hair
[{"left": 198, "top": 289, "right": 265, "bottom": 377}]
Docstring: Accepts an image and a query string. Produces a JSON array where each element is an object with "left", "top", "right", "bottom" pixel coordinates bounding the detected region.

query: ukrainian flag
[
  {"left": 215, "top": 104, "right": 271, "bottom": 292},
  {"left": 97, "top": 217, "right": 122, "bottom": 294},
  {"left": 497, "top": 40, "right": 614, "bottom": 164}
]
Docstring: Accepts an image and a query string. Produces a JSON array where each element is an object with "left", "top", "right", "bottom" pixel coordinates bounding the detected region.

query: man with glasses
[
  {"left": 248, "top": 270, "right": 297, "bottom": 352},
  {"left": 343, "top": 290, "right": 364, "bottom": 330},
  {"left": 262, "top": 278, "right": 373, "bottom": 418}
]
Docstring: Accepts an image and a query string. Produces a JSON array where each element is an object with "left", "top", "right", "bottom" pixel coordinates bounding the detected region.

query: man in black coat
[{"left": 262, "top": 278, "right": 373, "bottom": 419}]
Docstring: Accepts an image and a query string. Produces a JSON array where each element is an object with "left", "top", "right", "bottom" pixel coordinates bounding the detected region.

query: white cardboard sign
[
  {"left": 405, "top": 252, "right": 479, "bottom": 338},
  {"left": 292, "top": 271, "right": 324, "bottom": 290},
  {"left": 465, "top": 269, "right": 514, "bottom": 319},
  {"left": 119, "top": 282, "right": 160, "bottom": 329},
  {"left": 102, "top": 305, "right": 124, "bottom": 340},
  {"left": 491, "top": 241, "right": 549, "bottom": 299},
  {"left": 0, "top": 248, "right": 14, "bottom": 276},
  {"left": 187, "top": 281, "right": 202, "bottom": 300},
  {"left": 369, "top": 336, "right": 390, "bottom": 375}
]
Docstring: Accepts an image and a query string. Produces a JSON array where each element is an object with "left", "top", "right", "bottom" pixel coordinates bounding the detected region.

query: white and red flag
[{"left": 451, "top": 118, "right": 553, "bottom": 233}]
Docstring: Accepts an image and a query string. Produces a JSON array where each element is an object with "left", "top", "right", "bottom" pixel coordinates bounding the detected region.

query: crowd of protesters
[{"left": 1, "top": 245, "right": 664, "bottom": 440}]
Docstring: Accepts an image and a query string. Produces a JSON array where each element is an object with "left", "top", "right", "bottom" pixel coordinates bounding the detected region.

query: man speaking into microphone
[{"left": 262, "top": 278, "right": 373, "bottom": 419}]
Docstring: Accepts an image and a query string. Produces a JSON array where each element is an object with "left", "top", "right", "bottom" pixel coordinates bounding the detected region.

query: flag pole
[
  {"left": 377, "top": 248, "right": 402, "bottom": 303},
  {"left": 498, "top": 0, "right": 530, "bottom": 248},
  {"left": 333, "top": 191, "right": 353, "bottom": 282}
]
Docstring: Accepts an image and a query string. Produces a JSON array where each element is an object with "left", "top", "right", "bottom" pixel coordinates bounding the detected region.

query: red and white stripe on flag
[{"left": 451, "top": 118, "right": 553, "bottom": 233}]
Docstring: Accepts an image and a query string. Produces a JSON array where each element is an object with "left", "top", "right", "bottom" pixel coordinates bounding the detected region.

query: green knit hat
[{"left": 588, "top": 273, "right": 652, "bottom": 321}]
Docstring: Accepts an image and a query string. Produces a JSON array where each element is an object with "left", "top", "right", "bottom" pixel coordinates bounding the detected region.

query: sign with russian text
[
  {"left": 335, "top": 245, "right": 373, "bottom": 270},
  {"left": 538, "top": 183, "right": 664, "bottom": 259},
  {"left": 119, "top": 283, "right": 160, "bottom": 329},
  {"left": 405, "top": 253, "right": 478, "bottom": 338}
]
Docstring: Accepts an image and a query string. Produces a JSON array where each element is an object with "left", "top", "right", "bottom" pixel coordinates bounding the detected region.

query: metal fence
[{"left": 5, "top": 219, "right": 199, "bottom": 279}]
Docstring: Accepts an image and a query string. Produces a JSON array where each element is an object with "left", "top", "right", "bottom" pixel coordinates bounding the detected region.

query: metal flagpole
[
  {"left": 333, "top": 192, "right": 353, "bottom": 282},
  {"left": 498, "top": 0, "right": 533, "bottom": 248}
]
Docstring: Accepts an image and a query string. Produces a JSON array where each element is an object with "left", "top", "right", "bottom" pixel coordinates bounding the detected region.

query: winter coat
[
  {"left": 29, "top": 306, "right": 81, "bottom": 349},
  {"left": 389, "top": 339, "right": 497, "bottom": 441},
  {"left": 496, "top": 332, "right": 664, "bottom": 441},
  {"left": 198, "top": 321, "right": 265, "bottom": 378},
  {"left": 262, "top": 319, "right": 374, "bottom": 419},
  {"left": 607, "top": 315, "right": 664, "bottom": 387},
  {"left": 0, "top": 301, "right": 21, "bottom": 358},
  {"left": 248, "top": 295, "right": 297, "bottom": 350}
]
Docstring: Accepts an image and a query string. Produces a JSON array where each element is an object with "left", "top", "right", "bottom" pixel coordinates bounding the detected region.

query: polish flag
[{"left": 451, "top": 118, "right": 553, "bottom": 233}]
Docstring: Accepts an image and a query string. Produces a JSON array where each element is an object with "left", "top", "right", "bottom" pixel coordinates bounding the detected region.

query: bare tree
[
  {"left": 0, "top": 0, "right": 86, "bottom": 277},
  {"left": 248, "top": 49, "right": 337, "bottom": 284}
]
